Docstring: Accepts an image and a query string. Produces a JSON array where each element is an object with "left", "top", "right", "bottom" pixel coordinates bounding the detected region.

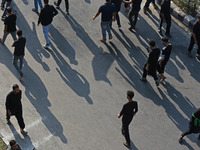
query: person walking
[
  {"left": 179, "top": 107, "right": 200, "bottom": 143},
  {"left": 111, "top": 0, "right": 122, "bottom": 28},
  {"left": 54, "top": 0, "right": 69, "bottom": 15},
  {"left": 38, "top": 0, "right": 58, "bottom": 49},
  {"left": 143, "top": 0, "right": 158, "bottom": 14},
  {"left": 123, "top": 0, "right": 142, "bottom": 31},
  {"left": 32, "top": 0, "right": 43, "bottom": 14},
  {"left": 93, "top": 0, "right": 116, "bottom": 43},
  {"left": 157, "top": 37, "right": 172, "bottom": 81},
  {"left": 140, "top": 40, "right": 160, "bottom": 86},
  {"left": 118, "top": 90, "right": 138, "bottom": 148},
  {"left": 6, "top": 84, "right": 27, "bottom": 134},
  {"left": 0, "top": 6, "right": 16, "bottom": 45},
  {"left": 12, "top": 30, "right": 26, "bottom": 79},
  {"left": 158, "top": 0, "right": 171, "bottom": 37},
  {"left": 187, "top": 14, "right": 200, "bottom": 61}
]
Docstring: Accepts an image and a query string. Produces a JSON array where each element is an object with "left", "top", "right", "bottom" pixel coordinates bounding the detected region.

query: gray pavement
[{"left": 0, "top": 0, "right": 200, "bottom": 150}]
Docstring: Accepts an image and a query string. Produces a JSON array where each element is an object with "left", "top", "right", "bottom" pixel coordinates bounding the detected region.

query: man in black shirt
[
  {"left": 54, "top": 0, "right": 69, "bottom": 15},
  {"left": 38, "top": 0, "right": 58, "bottom": 49},
  {"left": 158, "top": 0, "right": 171, "bottom": 37},
  {"left": 140, "top": 40, "right": 160, "bottom": 86},
  {"left": 12, "top": 30, "right": 26, "bottom": 79},
  {"left": 157, "top": 37, "right": 172, "bottom": 81},
  {"left": 179, "top": 107, "right": 200, "bottom": 143},
  {"left": 6, "top": 84, "right": 26, "bottom": 134},
  {"left": 187, "top": 14, "right": 200, "bottom": 61},
  {"left": 0, "top": 6, "right": 16, "bottom": 45},
  {"left": 118, "top": 90, "right": 138, "bottom": 148},
  {"left": 123, "top": 0, "right": 142, "bottom": 30}
]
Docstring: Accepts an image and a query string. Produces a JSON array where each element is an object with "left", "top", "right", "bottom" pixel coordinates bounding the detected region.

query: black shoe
[
  {"left": 155, "top": 80, "right": 159, "bottom": 86},
  {"left": 178, "top": 135, "right": 183, "bottom": 143},
  {"left": 140, "top": 78, "right": 147, "bottom": 82},
  {"left": 123, "top": 142, "right": 130, "bottom": 148},
  {"left": 118, "top": 25, "right": 121, "bottom": 28},
  {"left": 7, "top": 120, "right": 11, "bottom": 125}
]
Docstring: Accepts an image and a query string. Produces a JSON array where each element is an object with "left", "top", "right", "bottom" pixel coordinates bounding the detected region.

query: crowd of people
[{"left": 1, "top": 0, "right": 200, "bottom": 149}]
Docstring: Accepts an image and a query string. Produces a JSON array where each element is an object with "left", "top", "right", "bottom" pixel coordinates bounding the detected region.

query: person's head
[
  {"left": 197, "top": 14, "right": 200, "bottom": 22},
  {"left": 6, "top": 6, "right": 12, "bottom": 14},
  {"left": 43, "top": 0, "right": 49, "bottom": 4},
  {"left": 149, "top": 40, "right": 156, "bottom": 49},
  {"left": 12, "top": 84, "right": 20, "bottom": 94},
  {"left": 106, "top": 0, "right": 111, "bottom": 3},
  {"left": 17, "top": 30, "right": 23, "bottom": 37},
  {"left": 10, "top": 140, "right": 18, "bottom": 150},
  {"left": 161, "top": 37, "right": 168, "bottom": 46},
  {"left": 127, "top": 90, "right": 134, "bottom": 100}
]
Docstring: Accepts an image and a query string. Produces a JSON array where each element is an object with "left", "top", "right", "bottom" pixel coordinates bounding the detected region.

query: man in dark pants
[
  {"left": 123, "top": 0, "right": 142, "bottom": 30},
  {"left": 140, "top": 40, "right": 160, "bottom": 86},
  {"left": 187, "top": 14, "right": 200, "bottom": 61},
  {"left": 6, "top": 84, "right": 26, "bottom": 134},
  {"left": 111, "top": 0, "right": 122, "bottom": 28},
  {"left": 12, "top": 30, "right": 26, "bottom": 79},
  {"left": 157, "top": 37, "right": 172, "bottom": 81},
  {"left": 179, "top": 107, "right": 200, "bottom": 143},
  {"left": 143, "top": 0, "right": 158, "bottom": 14},
  {"left": 54, "top": 0, "right": 69, "bottom": 15},
  {"left": 124, "top": 0, "right": 129, "bottom": 12},
  {"left": 118, "top": 90, "right": 138, "bottom": 148},
  {"left": 158, "top": 0, "right": 171, "bottom": 37}
]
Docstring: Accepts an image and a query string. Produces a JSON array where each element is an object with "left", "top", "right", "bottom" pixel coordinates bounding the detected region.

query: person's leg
[
  {"left": 123, "top": 124, "right": 131, "bottom": 146},
  {"left": 64, "top": 0, "right": 69, "bottom": 12},
  {"left": 152, "top": 0, "right": 155, "bottom": 5},
  {"left": 132, "top": 11, "right": 138, "bottom": 28},
  {"left": 188, "top": 36, "right": 194, "bottom": 53},
  {"left": 144, "top": 0, "right": 151, "bottom": 9},
  {"left": 38, "top": 0, "right": 43, "bottom": 8},
  {"left": 101, "top": 22, "right": 107, "bottom": 42},
  {"left": 15, "top": 112, "right": 25, "bottom": 130},
  {"left": 10, "top": 31, "right": 17, "bottom": 42},
  {"left": 33, "top": 0, "right": 38, "bottom": 11},
  {"left": 128, "top": 9, "right": 134, "bottom": 29},
  {"left": 19, "top": 55, "right": 24, "bottom": 71},
  {"left": 56, "top": 0, "right": 62, "bottom": 6},
  {"left": 42, "top": 24, "right": 50, "bottom": 45},
  {"left": 106, "top": 21, "right": 112, "bottom": 39},
  {"left": 165, "top": 17, "right": 171, "bottom": 35},
  {"left": 197, "top": 41, "right": 200, "bottom": 55},
  {"left": 13, "top": 56, "right": 23, "bottom": 75},
  {"left": 142, "top": 64, "right": 148, "bottom": 79},
  {"left": 1, "top": 31, "right": 9, "bottom": 44},
  {"left": 116, "top": 11, "right": 121, "bottom": 27},
  {"left": 158, "top": 17, "right": 163, "bottom": 32},
  {"left": 151, "top": 69, "right": 158, "bottom": 81},
  {"left": 1, "top": 0, "right": 5, "bottom": 9}
]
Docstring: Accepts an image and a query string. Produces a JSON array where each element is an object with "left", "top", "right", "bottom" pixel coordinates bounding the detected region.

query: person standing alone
[
  {"left": 12, "top": 30, "right": 26, "bottom": 79},
  {"left": 38, "top": 0, "right": 58, "bottom": 49},
  {"left": 6, "top": 84, "right": 26, "bottom": 134},
  {"left": 93, "top": 0, "right": 116, "bottom": 43},
  {"left": 118, "top": 90, "right": 138, "bottom": 148}
]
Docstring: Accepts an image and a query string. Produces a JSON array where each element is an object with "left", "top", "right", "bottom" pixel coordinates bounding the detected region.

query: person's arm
[
  {"left": 93, "top": 12, "right": 100, "bottom": 20},
  {"left": 38, "top": 9, "right": 43, "bottom": 25},
  {"left": 53, "top": 6, "right": 58, "bottom": 16},
  {"left": 5, "top": 94, "right": 12, "bottom": 116},
  {"left": 134, "top": 102, "right": 138, "bottom": 114},
  {"left": 118, "top": 105, "right": 125, "bottom": 118},
  {"left": 112, "top": 12, "right": 116, "bottom": 22},
  {"left": 123, "top": 0, "right": 132, "bottom": 4}
]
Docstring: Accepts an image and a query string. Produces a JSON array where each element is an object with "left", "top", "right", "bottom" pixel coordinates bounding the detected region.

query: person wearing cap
[
  {"left": 187, "top": 14, "right": 200, "bottom": 61},
  {"left": 157, "top": 37, "right": 172, "bottom": 81},
  {"left": 178, "top": 107, "right": 200, "bottom": 143},
  {"left": 118, "top": 90, "right": 138, "bottom": 148}
]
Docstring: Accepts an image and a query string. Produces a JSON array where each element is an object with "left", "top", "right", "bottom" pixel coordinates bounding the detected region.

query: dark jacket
[
  {"left": 38, "top": 4, "right": 58, "bottom": 26},
  {"left": 6, "top": 91, "right": 22, "bottom": 114}
]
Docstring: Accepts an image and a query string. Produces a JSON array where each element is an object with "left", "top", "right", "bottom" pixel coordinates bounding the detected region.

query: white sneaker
[{"left": 43, "top": 44, "right": 51, "bottom": 49}]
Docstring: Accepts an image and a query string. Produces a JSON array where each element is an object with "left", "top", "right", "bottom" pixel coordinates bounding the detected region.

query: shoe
[
  {"left": 43, "top": 44, "right": 51, "bottom": 49},
  {"left": 32, "top": 8, "right": 38, "bottom": 13},
  {"left": 140, "top": 78, "right": 147, "bottom": 82},
  {"left": 155, "top": 80, "right": 159, "bottom": 86},
  {"left": 196, "top": 54, "right": 200, "bottom": 61},
  {"left": 187, "top": 51, "right": 193, "bottom": 58},
  {"left": 19, "top": 74, "right": 24, "bottom": 80},
  {"left": 109, "top": 36, "right": 113, "bottom": 40},
  {"left": 7, "top": 120, "right": 11, "bottom": 125},
  {"left": 99, "top": 38, "right": 106, "bottom": 43},
  {"left": 129, "top": 26, "right": 135, "bottom": 31},
  {"left": 124, "top": 7, "right": 129, "bottom": 12},
  {"left": 123, "top": 142, "right": 130, "bottom": 148},
  {"left": 66, "top": 11, "right": 69, "bottom": 15},
  {"left": 0, "top": 38, "right": 4, "bottom": 45},
  {"left": 160, "top": 76, "right": 167, "bottom": 82},
  {"left": 153, "top": 4, "right": 159, "bottom": 10},
  {"left": 54, "top": 2, "right": 60, "bottom": 9},
  {"left": 21, "top": 129, "right": 28, "bottom": 135},
  {"left": 178, "top": 135, "right": 183, "bottom": 143},
  {"left": 118, "top": 25, "right": 121, "bottom": 28}
]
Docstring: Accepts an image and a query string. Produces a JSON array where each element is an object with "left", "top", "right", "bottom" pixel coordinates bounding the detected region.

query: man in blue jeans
[
  {"left": 12, "top": 30, "right": 26, "bottom": 79},
  {"left": 38, "top": 0, "right": 58, "bottom": 49},
  {"left": 32, "top": 0, "right": 43, "bottom": 14},
  {"left": 93, "top": 0, "right": 116, "bottom": 43}
]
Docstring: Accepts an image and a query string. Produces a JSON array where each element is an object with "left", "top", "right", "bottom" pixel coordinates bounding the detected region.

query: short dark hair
[
  {"left": 17, "top": 30, "right": 22, "bottom": 36},
  {"left": 10, "top": 140, "right": 16, "bottom": 147},
  {"left": 127, "top": 90, "right": 134, "bottom": 99},
  {"left": 6, "top": 6, "right": 12, "bottom": 13},
  {"left": 12, "top": 84, "right": 19, "bottom": 90},
  {"left": 161, "top": 37, "right": 168, "bottom": 43},
  {"left": 44, "top": 0, "right": 49, "bottom": 4},
  {"left": 149, "top": 40, "right": 155, "bottom": 47}
]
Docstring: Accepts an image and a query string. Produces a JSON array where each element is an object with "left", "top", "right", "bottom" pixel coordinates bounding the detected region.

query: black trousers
[
  {"left": 110, "top": 11, "right": 121, "bottom": 27},
  {"left": 121, "top": 122, "right": 131, "bottom": 145},
  {"left": 142, "top": 64, "right": 158, "bottom": 81},
  {"left": 6, "top": 110, "right": 25, "bottom": 130},
  {"left": 157, "top": 60, "right": 167, "bottom": 74},
  {"left": 188, "top": 36, "right": 200, "bottom": 55},
  {"left": 159, "top": 16, "right": 171, "bottom": 35},
  {"left": 56, "top": 0, "right": 69, "bottom": 12},
  {"left": 128, "top": 9, "right": 139, "bottom": 28},
  {"left": 144, "top": 0, "right": 155, "bottom": 9}
]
